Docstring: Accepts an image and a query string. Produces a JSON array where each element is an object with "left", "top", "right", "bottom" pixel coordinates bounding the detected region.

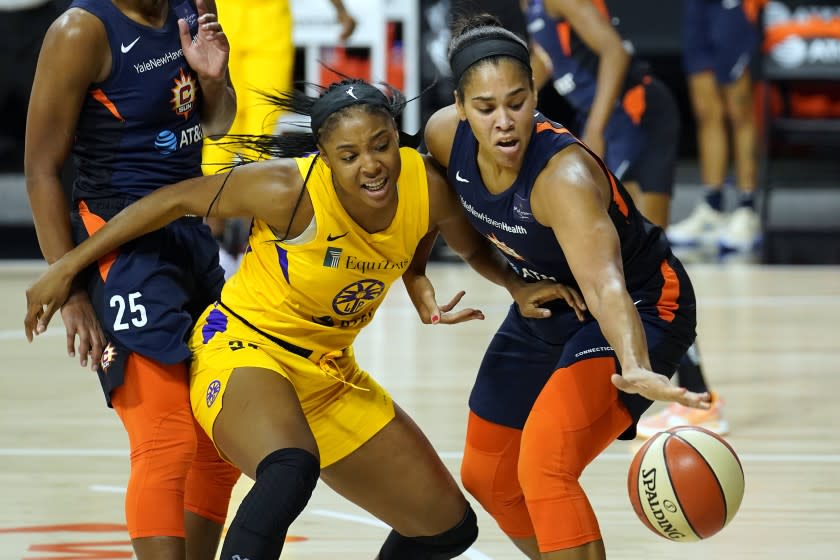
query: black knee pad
[
  {"left": 378, "top": 503, "right": 478, "bottom": 559},
  {"left": 220, "top": 448, "right": 319, "bottom": 560}
]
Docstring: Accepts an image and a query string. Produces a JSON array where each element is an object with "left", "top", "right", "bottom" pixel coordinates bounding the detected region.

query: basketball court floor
[{"left": 1, "top": 260, "right": 838, "bottom": 559}]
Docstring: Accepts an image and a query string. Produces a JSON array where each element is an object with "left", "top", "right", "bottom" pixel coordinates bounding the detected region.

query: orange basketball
[{"left": 627, "top": 425, "right": 744, "bottom": 542}]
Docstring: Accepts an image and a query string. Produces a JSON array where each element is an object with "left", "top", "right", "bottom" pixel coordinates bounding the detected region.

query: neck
[{"left": 113, "top": 0, "right": 169, "bottom": 25}]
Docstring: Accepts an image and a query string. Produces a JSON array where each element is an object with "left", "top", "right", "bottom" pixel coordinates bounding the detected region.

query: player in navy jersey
[
  {"left": 523, "top": 0, "right": 729, "bottom": 440},
  {"left": 417, "top": 14, "right": 711, "bottom": 559},
  {"left": 25, "top": 1, "right": 238, "bottom": 558},
  {"left": 669, "top": 0, "right": 763, "bottom": 252},
  {"left": 524, "top": 0, "right": 678, "bottom": 228}
]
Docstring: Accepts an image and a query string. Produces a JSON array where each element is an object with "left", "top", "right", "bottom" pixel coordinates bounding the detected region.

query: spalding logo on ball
[{"left": 628, "top": 425, "right": 744, "bottom": 541}]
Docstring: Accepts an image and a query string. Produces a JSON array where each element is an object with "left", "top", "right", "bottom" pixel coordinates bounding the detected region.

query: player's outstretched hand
[
  {"left": 404, "top": 273, "right": 484, "bottom": 325},
  {"left": 612, "top": 367, "right": 712, "bottom": 409},
  {"left": 179, "top": 0, "right": 229, "bottom": 82}
]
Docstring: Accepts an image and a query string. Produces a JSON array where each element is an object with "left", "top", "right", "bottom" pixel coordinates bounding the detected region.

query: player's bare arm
[
  {"left": 531, "top": 145, "right": 709, "bottom": 407},
  {"left": 24, "top": 159, "right": 307, "bottom": 338},
  {"left": 24, "top": 9, "right": 110, "bottom": 368}
]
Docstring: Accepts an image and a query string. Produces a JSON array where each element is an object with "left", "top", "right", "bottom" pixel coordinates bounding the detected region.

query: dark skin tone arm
[
  {"left": 25, "top": 9, "right": 111, "bottom": 368},
  {"left": 530, "top": 145, "right": 709, "bottom": 407},
  {"left": 24, "top": 158, "right": 310, "bottom": 339},
  {"left": 542, "top": 0, "right": 630, "bottom": 157}
]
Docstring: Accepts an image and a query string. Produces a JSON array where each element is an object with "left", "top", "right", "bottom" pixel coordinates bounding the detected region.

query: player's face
[
  {"left": 320, "top": 109, "right": 402, "bottom": 211},
  {"left": 456, "top": 59, "right": 536, "bottom": 171}
]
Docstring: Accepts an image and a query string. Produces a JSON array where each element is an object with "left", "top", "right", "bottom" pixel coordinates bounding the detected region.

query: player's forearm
[
  {"left": 26, "top": 176, "right": 76, "bottom": 264},
  {"left": 584, "top": 279, "right": 650, "bottom": 371},
  {"left": 460, "top": 242, "right": 523, "bottom": 295},
  {"left": 55, "top": 186, "right": 190, "bottom": 278},
  {"left": 586, "top": 47, "right": 630, "bottom": 134},
  {"left": 200, "top": 75, "right": 236, "bottom": 139}
]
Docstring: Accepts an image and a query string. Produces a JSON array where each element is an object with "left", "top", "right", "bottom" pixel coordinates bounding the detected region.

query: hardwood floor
[{"left": 1, "top": 261, "right": 838, "bottom": 559}]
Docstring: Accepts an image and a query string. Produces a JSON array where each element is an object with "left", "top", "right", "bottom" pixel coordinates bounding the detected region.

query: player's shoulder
[
  {"left": 424, "top": 104, "right": 461, "bottom": 168},
  {"left": 47, "top": 6, "right": 107, "bottom": 45}
]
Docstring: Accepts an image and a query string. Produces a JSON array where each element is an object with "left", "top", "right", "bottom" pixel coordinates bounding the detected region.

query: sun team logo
[
  {"left": 206, "top": 380, "right": 222, "bottom": 407},
  {"left": 171, "top": 68, "right": 197, "bottom": 120},
  {"left": 100, "top": 342, "right": 118, "bottom": 373}
]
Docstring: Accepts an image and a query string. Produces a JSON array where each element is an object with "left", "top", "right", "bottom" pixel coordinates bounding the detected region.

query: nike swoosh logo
[
  {"left": 633, "top": 299, "right": 643, "bottom": 306},
  {"left": 121, "top": 36, "right": 140, "bottom": 53},
  {"left": 455, "top": 170, "right": 470, "bottom": 183},
  {"left": 326, "top": 232, "right": 349, "bottom": 241}
]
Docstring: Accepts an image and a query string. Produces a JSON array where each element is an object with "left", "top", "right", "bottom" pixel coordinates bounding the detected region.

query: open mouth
[
  {"left": 362, "top": 177, "right": 387, "bottom": 192},
  {"left": 497, "top": 138, "right": 519, "bottom": 149}
]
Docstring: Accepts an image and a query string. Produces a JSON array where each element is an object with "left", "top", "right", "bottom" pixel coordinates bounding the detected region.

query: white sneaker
[
  {"left": 718, "top": 206, "right": 761, "bottom": 252},
  {"left": 666, "top": 202, "right": 725, "bottom": 246}
]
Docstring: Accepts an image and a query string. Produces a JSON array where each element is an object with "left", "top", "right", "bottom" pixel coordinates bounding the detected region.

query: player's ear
[{"left": 317, "top": 145, "right": 332, "bottom": 169}]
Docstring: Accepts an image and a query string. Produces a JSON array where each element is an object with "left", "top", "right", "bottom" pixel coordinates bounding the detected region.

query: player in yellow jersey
[
  {"left": 205, "top": 0, "right": 357, "bottom": 278},
  {"left": 24, "top": 78, "right": 586, "bottom": 559}
]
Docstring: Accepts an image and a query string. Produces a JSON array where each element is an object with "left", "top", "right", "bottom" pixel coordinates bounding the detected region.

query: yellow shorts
[{"left": 188, "top": 306, "right": 395, "bottom": 467}]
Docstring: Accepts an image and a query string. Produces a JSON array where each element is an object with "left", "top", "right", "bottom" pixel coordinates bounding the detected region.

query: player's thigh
[
  {"left": 211, "top": 365, "right": 317, "bottom": 479},
  {"left": 687, "top": 71, "right": 724, "bottom": 120},
  {"left": 320, "top": 403, "right": 466, "bottom": 536},
  {"left": 722, "top": 70, "right": 755, "bottom": 120}
]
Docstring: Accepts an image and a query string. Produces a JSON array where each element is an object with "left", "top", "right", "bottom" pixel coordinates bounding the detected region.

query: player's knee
[
  {"left": 461, "top": 451, "right": 520, "bottom": 516},
  {"left": 220, "top": 448, "right": 319, "bottom": 559},
  {"left": 378, "top": 503, "right": 478, "bottom": 560},
  {"left": 518, "top": 430, "right": 579, "bottom": 502},
  {"left": 184, "top": 456, "right": 241, "bottom": 524},
  {"left": 692, "top": 95, "right": 724, "bottom": 124}
]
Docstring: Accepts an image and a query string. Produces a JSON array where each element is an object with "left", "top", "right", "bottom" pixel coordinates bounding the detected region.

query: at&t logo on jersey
[
  {"left": 154, "top": 124, "right": 202, "bottom": 155},
  {"left": 171, "top": 68, "right": 197, "bottom": 119}
]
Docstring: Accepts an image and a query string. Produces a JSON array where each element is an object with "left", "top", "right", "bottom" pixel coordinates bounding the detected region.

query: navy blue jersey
[
  {"left": 525, "top": 0, "right": 649, "bottom": 113},
  {"left": 447, "top": 112, "right": 671, "bottom": 297},
  {"left": 70, "top": 0, "right": 204, "bottom": 202}
]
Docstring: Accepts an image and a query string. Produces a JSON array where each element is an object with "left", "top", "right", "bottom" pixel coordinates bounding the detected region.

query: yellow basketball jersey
[{"left": 219, "top": 147, "right": 430, "bottom": 358}]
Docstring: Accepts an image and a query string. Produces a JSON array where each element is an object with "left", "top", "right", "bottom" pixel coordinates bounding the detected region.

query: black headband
[
  {"left": 450, "top": 36, "right": 531, "bottom": 86},
  {"left": 310, "top": 83, "right": 390, "bottom": 141}
]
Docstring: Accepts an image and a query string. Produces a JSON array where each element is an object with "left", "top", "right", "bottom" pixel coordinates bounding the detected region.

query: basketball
[{"left": 627, "top": 426, "right": 745, "bottom": 542}]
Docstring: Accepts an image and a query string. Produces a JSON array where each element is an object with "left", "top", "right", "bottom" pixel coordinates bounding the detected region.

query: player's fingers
[
  {"left": 519, "top": 302, "right": 550, "bottom": 319},
  {"left": 76, "top": 329, "right": 91, "bottom": 368},
  {"left": 564, "top": 286, "right": 587, "bottom": 313},
  {"left": 677, "top": 389, "right": 711, "bottom": 410},
  {"left": 89, "top": 329, "right": 105, "bottom": 372},
  {"left": 438, "top": 290, "right": 466, "bottom": 313},
  {"left": 195, "top": 0, "right": 208, "bottom": 17},
  {"left": 177, "top": 18, "right": 191, "bottom": 49},
  {"left": 418, "top": 293, "right": 441, "bottom": 324},
  {"left": 38, "top": 302, "right": 58, "bottom": 334},
  {"left": 24, "top": 303, "right": 40, "bottom": 342},
  {"left": 198, "top": 11, "right": 217, "bottom": 24},
  {"left": 439, "top": 308, "right": 485, "bottom": 325},
  {"left": 64, "top": 328, "right": 76, "bottom": 357}
]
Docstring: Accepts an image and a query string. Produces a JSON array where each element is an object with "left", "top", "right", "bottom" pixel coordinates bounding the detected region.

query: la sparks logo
[
  {"left": 487, "top": 233, "right": 526, "bottom": 261},
  {"left": 171, "top": 68, "right": 197, "bottom": 120},
  {"left": 101, "top": 342, "right": 118, "bottom": 373}
]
